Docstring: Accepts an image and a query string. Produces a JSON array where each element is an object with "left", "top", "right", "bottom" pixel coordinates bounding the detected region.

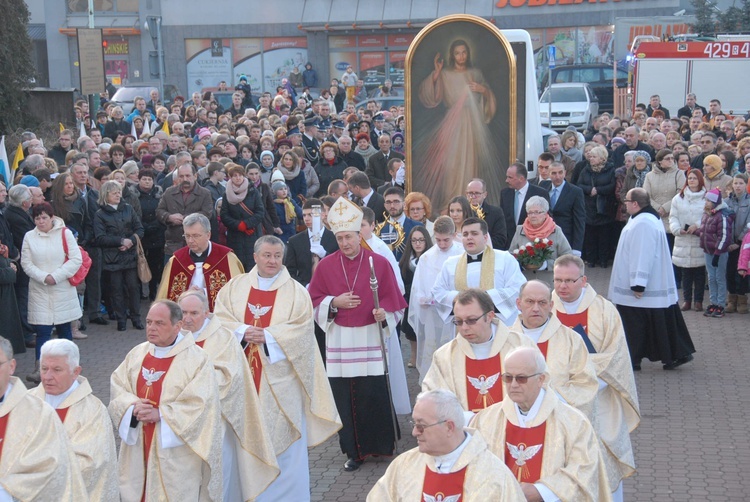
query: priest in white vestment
[
  {"left": 409, "top": 216, "right": 464, "bottom": 380},
  {"left": 422, "top": 288, "right": 536, "bottom": 424},
  {"left": 0, "top": 336, "right": 87, "bottom": 502},
  {"left": 30, "top": 339, "right": 118, "bottom": 501},
  {"left": 368, "top": 389, "right": 525, "bottom": 501},
  {"left": 511, "top": 281, "right": 598, "bottom": 422},
  {"left": 472, "top": 347, "right": 612, "bottom": 502},
  {"left": 552, "top": 255, "right": 640, "bottom": 501},
  {"left": 214, "top": 236, "right": 341, "bottom": 499},
  {"left": 109, "top": 301, "right": 223, "bottom": 502},
  {"left": 433, "top": 217, "right": 526, "bottom": 327},
  {"left": 178, "top": 291, "right": 280, "bottom": 501}
]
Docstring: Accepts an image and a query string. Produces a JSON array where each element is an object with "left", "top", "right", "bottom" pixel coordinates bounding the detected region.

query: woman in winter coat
[
  {"left": 292, "top": 146, "right": 320, "bottom": 199},
  {"left": 94, "top": 181, "right": 145, "bottom": 331},
  {"left": 274, "top": 149, "right": 307, "bottom": 202},
  {"left": 725, "top": 173, "right": 750, "bottom": 313},
  {"left": 353, "top": 133, "right": 378, "bottom": 167},
  {"left": 221, "top": 163, "right": 265, "bottom": 270},
  {"left": 576, "top": 145, "right": 617, "bottom": 268},
  {"left": 21, "top": 202, "right": 82, "bottom": 382},
  {"left": 314, "top": 142, "right": 349, "bottom": 198},
  {"left": 136, "top": 169, "right": 166, "bottom": 301},
  {"left": 696, "top": 188, "right": 735, "bottom": 318},
  {"left": 644, "top": 149, "right": 686, "bottom": 234},
  {"left": 669, "top": 169, "right": 707, "bottom": 312}
]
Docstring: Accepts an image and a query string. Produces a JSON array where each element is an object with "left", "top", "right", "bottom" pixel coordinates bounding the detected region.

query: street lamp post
[{"left": 145, "top": 16, "right": 165, "bottom": 103}]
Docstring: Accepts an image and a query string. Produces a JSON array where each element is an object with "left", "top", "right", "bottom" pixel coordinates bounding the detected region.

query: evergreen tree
[
  {"left": 717, "top": 6, "right": 742, "bottom": 32},
  {"left": 742, "top": 0, "right": 750, "bottom": 31},
  {"left": 691, "top": 0, "right": 716, "bottom": 35},
  {"left": 0, "top": 0, "right": 36, "bottom": 134}
]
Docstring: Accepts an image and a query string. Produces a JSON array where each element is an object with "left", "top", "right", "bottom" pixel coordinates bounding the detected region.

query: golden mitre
[{"left": 328, "top": 197, "right": 363, "bottom": 234}]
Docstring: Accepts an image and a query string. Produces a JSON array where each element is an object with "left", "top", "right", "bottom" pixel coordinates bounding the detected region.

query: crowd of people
[{"left": 0, "top": 74, "right": 747, "bottom": 500}]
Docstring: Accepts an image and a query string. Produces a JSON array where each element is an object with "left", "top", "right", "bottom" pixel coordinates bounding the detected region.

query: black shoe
[
  {"left": 586, "top": 262, "right": 597, "bottom": 268},
  {"left": 598, "top": 262, "right": 608, "bottom": 269},
  {"left": 90, "top": 317, "right": 109, "bottom": 326},
  {"left": 132, "top": 320, "right": 144, "bottom": 330},
  {"left": 664, "top": 353, "right": 694, "bottom": 370},
  {"left": 108, "top": 312, "right": 117, "bottom": 321},
  {"left": 343, "top": 458, "right": 363, "bottom": 472},
  {"left": 632, "top": 364, "right": 641, "bottom": 371},
  {"left": 25, "top": 339, "right": 37, "bottom": 349},
  {"left": 117, "top": 321, "right": 127, "bottom": 332}
]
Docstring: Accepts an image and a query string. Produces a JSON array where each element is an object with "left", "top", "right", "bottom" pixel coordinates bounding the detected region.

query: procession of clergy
[{"left": 0, "top": 193, "right": 641, "bottom": 502}]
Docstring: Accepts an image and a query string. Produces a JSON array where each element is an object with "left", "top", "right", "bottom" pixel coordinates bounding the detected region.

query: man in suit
[
  {"left": 547, "top": 161, "right": 586, "bottom": 256},
  {"left": 465, "top": 178, "right": 508, "bottom": 251},
  {"left": 347, "top": 171, "right": 386, "bottom": 223},
  {"left": 377, "top": 158, "right": 405, "bottom": 195},
  {"left": 500, "top": 162, "right": 550, "bottom": 249},
  {"left": 534, "top": 152, "right": 554, "bottom": 188},
  {"left": 365, "top": 133, "right": 404, "bottom": 188},
  {"left": 284, "top": 198, "right": 339, "bottom": 361}
]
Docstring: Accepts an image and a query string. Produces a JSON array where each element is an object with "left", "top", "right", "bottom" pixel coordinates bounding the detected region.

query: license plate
[{"left": 552, "top": 120, "right": 568, "bottom": 126}]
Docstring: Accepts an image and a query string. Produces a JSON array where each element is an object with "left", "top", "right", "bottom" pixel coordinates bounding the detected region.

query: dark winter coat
[
  {"left": 314, "top": 156, "right": 348, "bottom": 198},
  {"left": 698, "top": 203, "right": 735, "bottom": 255},
  {"left": 576, "top": 160, "right": 617, "bottom": 226},
  {"left": 220, "top": 187, "right": 265, "bottom": 269},
  {"left": 137, "top": 184, "right": 166, "bottom": 250},
  {"left": 94, "top": 202, "right": 144, "bottom": 272}
]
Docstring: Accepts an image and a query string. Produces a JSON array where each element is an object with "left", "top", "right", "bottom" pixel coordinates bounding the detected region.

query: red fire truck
[{"left": 629, "top": 38, "right": 749, "bottom": 117}]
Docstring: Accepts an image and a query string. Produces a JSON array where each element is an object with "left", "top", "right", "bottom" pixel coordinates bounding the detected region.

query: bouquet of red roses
[{"left": 512, "top": 237, "right": 554, "bottom": 270}]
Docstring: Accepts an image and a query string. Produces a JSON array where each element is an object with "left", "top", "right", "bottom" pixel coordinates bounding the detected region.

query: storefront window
[{"left": 67, "top": 0, "right": 138, "bottom": 13}]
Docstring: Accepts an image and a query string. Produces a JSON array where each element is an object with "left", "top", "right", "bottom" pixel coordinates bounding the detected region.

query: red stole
[
  {"left": 537, "top": 341, "right": 549, "bottom": 359},
  {"left": 557, "top": 310, "right": 597, "bottom": 353},
  {"left": 136, "top": 352, "right": 175, "bottom": 489},
  {"left": 165, "top": 244, "right": 234, "bottom": 311},
  {"left": 465, "top": 355, "right": 503, "bottom": 412},
  {"left": 244, "top": 287, "right": 277, "bottom": 394},
  {"left": 505, "top": 421, "right": 547, "bottom": 483},
  {"left": 422, "top": 466, "right": 467, "bottom": 501},
  {"left": 195, "top": 340, "right": 206, "bottom": 349},
  {"left": 56, "top": 408, "right": 70, "bottom": 423},
  {"left": 0, "top": 413, "right": 8, "bottom": 462}
]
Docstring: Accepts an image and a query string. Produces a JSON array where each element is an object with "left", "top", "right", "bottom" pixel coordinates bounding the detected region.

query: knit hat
[
  {"left": 703, "top": 154, "right": 722, "bottom": 173},
  {"left": 271, "top": 180, "right": 287, "bottom": 193},
  {"left": 705, "top": 188, "right": 722, "bottom": 205},
  {"left": 260, "top": 150, "right": 275, "bottom": 161},
  {"left": 20, "top": 175, "right": 39, "bottom": 187},
  {"left": 271, "top": 169, "right": 285, "bottom": 183}
]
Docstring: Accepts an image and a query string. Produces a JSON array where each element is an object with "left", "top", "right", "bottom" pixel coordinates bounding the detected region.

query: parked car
[
  {"left": 539, "top": 63, "right": 627, "bottom": 113},
  {"left": 539, "top": 83, "right": 599, "bottom": 132},
  {"left": 110, "top": 83, "right": 180, "bottom": 116}
]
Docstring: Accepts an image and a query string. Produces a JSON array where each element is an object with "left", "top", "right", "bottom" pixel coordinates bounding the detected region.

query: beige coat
[{"left": 643, "top": 165, "right": 686, "bottom": 233}]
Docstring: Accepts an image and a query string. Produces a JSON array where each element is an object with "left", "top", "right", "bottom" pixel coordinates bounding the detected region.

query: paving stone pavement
[{"left": 12, "top": 266, "right": 750, "bottom": 501}]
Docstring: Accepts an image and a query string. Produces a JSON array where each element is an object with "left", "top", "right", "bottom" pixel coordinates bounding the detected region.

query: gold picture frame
[{"left": 405, "top": 15, "right": 517, "bottom": 214}]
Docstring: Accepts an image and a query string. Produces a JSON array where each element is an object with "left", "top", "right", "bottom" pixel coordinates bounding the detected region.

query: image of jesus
[{"left": 416, "top": 39, "right": 501, "bottom": 212}]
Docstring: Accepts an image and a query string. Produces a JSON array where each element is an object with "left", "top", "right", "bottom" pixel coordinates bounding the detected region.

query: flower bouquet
[{"left": 512, "top": 238, "right": 554, "bottom": 270}]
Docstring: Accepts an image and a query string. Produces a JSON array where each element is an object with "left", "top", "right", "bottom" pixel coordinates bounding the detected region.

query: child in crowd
[{"left": 698, "top": 188, "right": 735, "bottom": 317}]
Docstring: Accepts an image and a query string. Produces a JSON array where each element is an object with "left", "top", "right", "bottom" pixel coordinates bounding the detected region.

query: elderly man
[
  {"left": 156, "top": 164, "right": 214, "bottom": 258},
  {"left": 109, "top": 300, "right": 223, "bottom": 501},
  {"left": 466, "top": 178, "right": 508, "bottom": 250},
  {"left": 511, "top": 280, "right": 598, "bottom": 420},
  {"left": 308, "top": 198, "right": 409, "bottom": 472},
  {"left": 423, "top": 289, "right": 535, "bottom": 419},
  {"left": 29, "top": 339, "right": 118, "bottom": 500},
  {"left": 178, "top": 291, "right": 279, "bottom": 501},
  {"left": 368, "top": 389, "right": 525, "bottom": 502},
  {"left": 432, "top": 217, "right": 527, "bottom": 326},
  {"left": 610, "top": 188, "right": 695, "bottom": 371},
  {"left": 215, "top": 235, "right": 341, "bottom": 499},
  {"left": 544, "top": 135, "right": 575, "bottom": 174},
  {"left": 338, "top": 135, "right": 366, "bottom": 171},
  {"left": 4, "top": 185, "right": 36, "bottom": 346},
  {"left": 0, "top": 337, "right": 87, "bottom": 500},
  {"left": 612, "top": 127, "right": 655, "bottom": 168},
  {"left": 409, "top": 216, "right": 464, "bottom": 379},
  {"left": 157, "top": 213, "right": 244, "bottom": 311},
  {"left": 472, "top": 347, "right": 612, "bottom": 502},
  {"left": 552, "top": 255, "right": 640, "bottom": 501},
  {"left": 365, "top": 133, "right": 404, "bottom": 188}
]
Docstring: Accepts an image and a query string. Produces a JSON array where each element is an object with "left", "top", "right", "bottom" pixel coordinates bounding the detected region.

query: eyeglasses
[
  {"left": 183, "top": 233, "right": 207, "bottom": 241},
  {"left": 409, "top": 419, "right": 447, "bottom": 433},
  {"left": 553, "top": 276, "right": 583, "bottom": 285},
  {"left": 411, "top": 238, "right": 426, "bottom": 244},
  {"left": 501, "top": 373, "right": 541, "bottom": 384},
  {"left": 452, "top": 311, "right": 491, "bottom": 326},
  {"left": 465, "top": 191, "right": 484, "bottom": 197},
  {"left": 527, "top": 210, "right": 546, "bottom": 215}
]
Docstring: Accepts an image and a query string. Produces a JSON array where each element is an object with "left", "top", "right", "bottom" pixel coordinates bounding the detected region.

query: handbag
[
  {"left": 62, "top": 228, "right": 91, "bottom": 287},
  {"left": 134, "top": 235, "right": 152, "bottom": 283}
]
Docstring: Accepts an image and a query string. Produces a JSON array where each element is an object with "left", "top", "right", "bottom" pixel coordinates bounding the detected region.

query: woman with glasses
[
  {"left": 509, "top": 196, "right": 572, "bottom": 282},
  {"left": 404, "top": 192, "right": 434, "bottom": 237},
  {"left": 398, "top": 226, "right": 433, "bottom": 369},
  {"left": 669, "top": 169, "right": 708, "bottom": 312}
]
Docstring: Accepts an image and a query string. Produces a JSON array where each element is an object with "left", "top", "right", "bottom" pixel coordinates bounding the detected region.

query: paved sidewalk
[{"left": 12, "top": 266, "right": 750, "bottom": 501}]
